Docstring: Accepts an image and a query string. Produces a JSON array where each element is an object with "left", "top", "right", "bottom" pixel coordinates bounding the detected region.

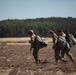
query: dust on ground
[{"left": 0, "top": 43, "right": 76, "bottom": 75}]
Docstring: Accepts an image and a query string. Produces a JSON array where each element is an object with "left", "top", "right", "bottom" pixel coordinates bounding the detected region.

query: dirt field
[{"left": 0, "top": 38, "right": 76, "bottom": 75}]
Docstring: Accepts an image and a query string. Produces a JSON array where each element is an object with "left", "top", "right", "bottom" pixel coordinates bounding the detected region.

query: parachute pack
[
  {"left": 65, "top": 34, "right": 76, "bottom": 47},
  {"left": 56, "top": 36, "right": 70, "bottom": 49},
  {"left": 34, "top": 35, "right": 48, "bottom": 48}
]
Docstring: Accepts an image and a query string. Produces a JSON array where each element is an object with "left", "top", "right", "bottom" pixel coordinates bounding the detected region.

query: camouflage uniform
[
  {"left": 49, "top": 30, "right": 66, "bottom": 63},
  {"left": 52, "top": 33, "right": 61, "bottom": 63},
  {"left": 58, "top": 30, "right": 75, "bottom": 63},
  {"left": 29, "top": 30, "right": 40, "bottom": 64}
]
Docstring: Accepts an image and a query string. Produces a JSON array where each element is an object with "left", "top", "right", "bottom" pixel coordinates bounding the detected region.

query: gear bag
[
  {"left": 57, "top": 36, "right": 70, "bottom": 49},
  {"left": 65, "top": 34, "right": 76, "bottom": 47},
  {"left": 34, "top": 35, "right": 48, "bottom": 48}
]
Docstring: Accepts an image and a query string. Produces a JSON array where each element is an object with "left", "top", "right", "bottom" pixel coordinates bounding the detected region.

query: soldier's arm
[
  {"left": 29, "top": 37, "right": 32, "bottom": 51},
  {"left": 52, "top": 36, "right": 57, "bottom": 49},
  {"left": 30, "top": 36, "right": 35, "bottom": 51}
]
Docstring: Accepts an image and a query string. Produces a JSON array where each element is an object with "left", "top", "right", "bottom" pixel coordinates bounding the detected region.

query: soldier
[
  {"left": 29, "top": 30, "right": 40, "bottom": 64},
  {"left": 58, "top": 29, "right": 76, "bottom": 63},
  {"left": 49, "top": 30, "right": 67, "bottom": 64}
]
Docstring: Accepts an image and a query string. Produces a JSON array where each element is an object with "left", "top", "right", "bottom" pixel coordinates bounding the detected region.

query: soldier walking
[
  {"left": 28, "top": 30, "right": 40, "bottom": 64},
  {"left": 58, "top": 29, "right": 76, "bottom": 63},
  {"left": 49, "top": 30, "right": 67, "bottom": 64}
]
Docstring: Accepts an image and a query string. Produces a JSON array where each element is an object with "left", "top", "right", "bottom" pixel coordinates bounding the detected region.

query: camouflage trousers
[
  {"left": 54, "top": 49, "right": 61, "bottom": 63},
  {"left": 54, "top": 47, "right": 75, "bottom": 63},
  {"left": 32, "top": 48, "right": 39, "bottom": 63},
  {"left": 61, "top": 48, "right": 75, "bottom": 62}
]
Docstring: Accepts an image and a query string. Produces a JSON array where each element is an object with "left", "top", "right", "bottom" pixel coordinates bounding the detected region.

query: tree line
[{"left": 0, "top": 17, "right": 76, "bottom": 37}]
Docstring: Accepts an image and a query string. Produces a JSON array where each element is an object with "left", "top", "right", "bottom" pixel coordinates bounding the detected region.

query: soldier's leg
[
  {"left": 33, "top": 48, "right": 39, "bottom": 63},
  {"left": 54, "top": 49, "right": 67, "bottom": 64},
  {"left": 66, "top": 50, "right": 75, "bottom": 62},
  {"left": 61, "top": 49, "right": 67, "bottom": 63},
  {"left": 61, "top": 50, "right": 65, "bottom": 58},
  {"left": 54, "top": 49, "right": 61, "bottom": 63}
]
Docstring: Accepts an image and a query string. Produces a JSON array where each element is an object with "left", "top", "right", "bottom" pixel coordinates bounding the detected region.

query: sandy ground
[
  {"left": 0, "top": 42, "right": 76, "bottom": 75},
  {"left": 0, "top": 37, "right": 30, "bottom": 43},
  {"left": 0, "top": 37, "right": 51, "bottom": 42},
  {"left": 0, "top": 37, "right": 52, "bottom": 46},
  {"left": 0, "top": 37, "right": 51, "bottom": 43}
]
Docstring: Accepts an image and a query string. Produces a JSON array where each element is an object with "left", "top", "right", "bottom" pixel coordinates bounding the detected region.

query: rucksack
[
  {"left": 65, "top": 34, "right": 76, "bottom": 47},
  {"left": 56, "top": 36, "right": 70, "bottom": 49},
  {"left": 34, "top": 35, "right": 48, "bottom": 48}
]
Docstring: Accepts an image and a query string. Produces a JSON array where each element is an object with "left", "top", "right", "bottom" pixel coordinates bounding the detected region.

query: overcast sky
[{"left": 0, "top": 0, "right": 76, "bottom": 21}]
